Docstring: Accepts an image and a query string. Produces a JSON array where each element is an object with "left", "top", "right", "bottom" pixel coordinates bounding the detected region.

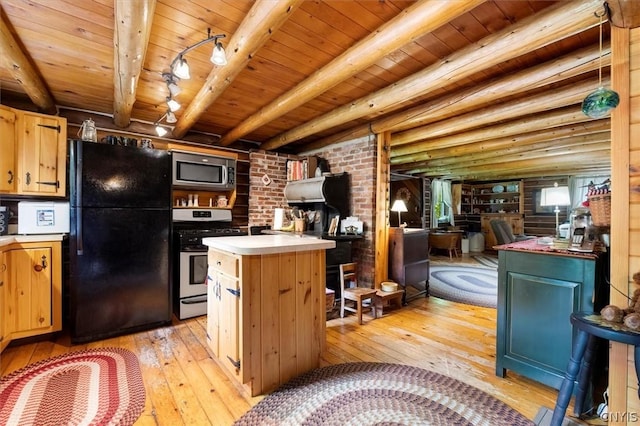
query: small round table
[{"left": 551, "top": 312, "right": 640, "bottom": 426}]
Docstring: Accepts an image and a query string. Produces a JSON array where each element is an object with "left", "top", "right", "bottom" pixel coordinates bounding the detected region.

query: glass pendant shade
[
  {"left": 155, "top": 125, "right": 168, "bottom": 137},
  {"left": 581, "top": 86, "right": 620, "bottom": 118},
  {"left": 211, "top": 42, "right": 227, "bottom": 66},
  {"left": 172, "top": 57, "right": 190, "bottom": 80},
  {"left": 167, "top": 81, "right": 181, "bottom": 97},
  {"left": 167, "top": 98, "right": 181, "bottom": 112},
  {"left": 165, "top": 111, "right": 177, "bottom": 123}
]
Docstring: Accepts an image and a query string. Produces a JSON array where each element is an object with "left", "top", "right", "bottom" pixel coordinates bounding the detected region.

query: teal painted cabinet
[{"left": 495, "top": 249, "right": 607, "bottom": 389}]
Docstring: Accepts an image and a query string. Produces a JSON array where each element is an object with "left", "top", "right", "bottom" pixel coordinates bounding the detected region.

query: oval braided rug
[
  {"left": 234, "top": 363, "right": 533, "bottom": 425},
  {"left": 429, "top": 265, "right": 497, "bottom": 308},
  {"left": 0, "top": 348, "right": 145, "bottom": 426}
]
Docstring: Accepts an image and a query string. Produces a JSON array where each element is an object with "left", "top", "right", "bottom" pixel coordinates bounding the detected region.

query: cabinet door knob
[
  {"left": 34, "top": 256, "right": 47, "bottom": 272},
  {"left": 7, "top": 170, "right": 13, "bottom": 184},
  {"left": 25, "top": 172, "right": 31, "bottom": 185}
]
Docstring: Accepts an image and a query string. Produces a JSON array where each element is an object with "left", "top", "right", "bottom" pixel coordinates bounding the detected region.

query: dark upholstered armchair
[{"left": 490, "top": 219, "right": 536, "bottom": 245}]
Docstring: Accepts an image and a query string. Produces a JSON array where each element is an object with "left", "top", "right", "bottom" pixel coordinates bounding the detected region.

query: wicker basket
[{"left": 588, "top": 193, "right": 611, "bottom": 226}]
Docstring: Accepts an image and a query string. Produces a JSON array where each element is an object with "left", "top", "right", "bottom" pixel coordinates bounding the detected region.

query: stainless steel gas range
[{"left": 172, "top": 209, "right": 246, "bottom": 319}]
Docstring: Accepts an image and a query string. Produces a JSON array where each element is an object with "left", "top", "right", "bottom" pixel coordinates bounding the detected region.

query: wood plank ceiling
[{"left": 0, "top": 0, "right": 625, "bottom": 182}]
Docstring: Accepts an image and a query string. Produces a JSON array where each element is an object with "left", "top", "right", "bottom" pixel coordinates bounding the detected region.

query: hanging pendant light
[{"left": 582, "top": 4, "right": 619, "bottom": 119}]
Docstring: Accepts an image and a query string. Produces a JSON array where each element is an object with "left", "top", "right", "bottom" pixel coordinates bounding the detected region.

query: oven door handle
[{"left": 181, "top": 295, "right": 207, "bottom": 305}]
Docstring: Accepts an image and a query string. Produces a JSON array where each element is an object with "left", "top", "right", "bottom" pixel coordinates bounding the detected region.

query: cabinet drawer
[{"left": 208, "top": 250, "right": 239, "bottom": 277}]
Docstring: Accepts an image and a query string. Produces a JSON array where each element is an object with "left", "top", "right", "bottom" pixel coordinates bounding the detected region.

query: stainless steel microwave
[{"left": 171, "top": 151, "right": 236, "bottom": 190}]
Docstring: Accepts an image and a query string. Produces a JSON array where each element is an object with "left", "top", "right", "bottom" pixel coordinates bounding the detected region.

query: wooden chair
[{"left": 339, "top": 263, "right": 377, "bottom": 324}]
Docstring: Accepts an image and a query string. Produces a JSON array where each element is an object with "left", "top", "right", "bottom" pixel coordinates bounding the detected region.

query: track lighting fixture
[{"left": 153, "top": 27, "right": 227, "bottom": 133}]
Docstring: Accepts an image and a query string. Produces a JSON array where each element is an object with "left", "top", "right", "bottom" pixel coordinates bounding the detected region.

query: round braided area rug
[
  {"left": 234, "top": 362, "right": 532, "bottom": 425},
  {"left": 0, "top": 348, "right": 145, "bottom": 426},
  {"left": 429, "top": 265, "right": 497, "bottom": 308}
]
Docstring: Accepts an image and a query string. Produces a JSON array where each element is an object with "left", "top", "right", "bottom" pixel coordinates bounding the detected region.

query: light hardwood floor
[{"left": 0, "top": 254, "right": 578, "bottom": 425}]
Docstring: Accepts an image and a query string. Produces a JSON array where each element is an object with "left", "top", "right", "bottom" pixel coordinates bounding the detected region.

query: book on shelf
[{"left": 286, "top": 157, "right": 319, "bottom": 181}]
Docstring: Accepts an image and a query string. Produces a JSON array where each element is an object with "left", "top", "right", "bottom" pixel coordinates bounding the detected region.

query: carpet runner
[
  {"left": 0, "top": 348, "right": 145, "bottom": 426},
  {"left": 234, "top": 362, "right": 533, "bottom": 425},
  {"left": 429, "top": 265, "right": 497, "bottom": 308}
]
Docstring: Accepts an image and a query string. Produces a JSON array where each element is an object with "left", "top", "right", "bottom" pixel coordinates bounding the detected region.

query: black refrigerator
[{"left": 68, "top": 140, "right": 172, "bottom": 343}]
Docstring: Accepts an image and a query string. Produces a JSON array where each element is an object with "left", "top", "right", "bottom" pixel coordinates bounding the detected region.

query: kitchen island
[
  {"left": 203, "top": 234, "right": 335, "bottom": 396},
  {"left": 494, "top": 238, "right": 609, "bottom": 389}
]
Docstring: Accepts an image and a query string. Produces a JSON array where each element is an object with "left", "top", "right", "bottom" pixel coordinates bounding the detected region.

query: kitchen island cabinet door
[{"left": 219, "top": 273, "right": 240, "bottom": 376}]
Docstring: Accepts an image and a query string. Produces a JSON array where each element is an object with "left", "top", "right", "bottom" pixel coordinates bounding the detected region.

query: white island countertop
[{"left": 203, "top": 234, "right": 336, "bottom": 255}]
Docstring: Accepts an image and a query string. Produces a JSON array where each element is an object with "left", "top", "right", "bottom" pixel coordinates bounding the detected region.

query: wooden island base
[{"left": 204, "top": 235, "right": 335, "bottom": 396}]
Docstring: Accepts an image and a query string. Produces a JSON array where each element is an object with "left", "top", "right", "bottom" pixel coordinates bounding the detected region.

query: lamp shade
[
  {"left": 391, "top": 199, "right": 408, "bottom": 212},
  {"left": 540, "top": 185, "right": 570, "bottom": 207}
]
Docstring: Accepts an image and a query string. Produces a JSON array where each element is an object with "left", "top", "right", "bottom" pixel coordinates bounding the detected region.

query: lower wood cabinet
[
  {"left": 207, "top": 247, "right": 326, "bottom": 396},
  {"left": 0, "top": 248, "right": 6, "bottom": 351},
  {"left": 1, "top": 240, "right": 62, "bottom": 352}
]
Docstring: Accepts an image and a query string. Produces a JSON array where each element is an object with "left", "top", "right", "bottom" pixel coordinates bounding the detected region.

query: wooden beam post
[{"left": 375, "top": 131, "right": 392, "bottom": 289}]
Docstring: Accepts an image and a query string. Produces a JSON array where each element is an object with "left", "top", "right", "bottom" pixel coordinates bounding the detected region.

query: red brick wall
[{"left": 248, "top": 136, "right": 378, "bottom": 286}]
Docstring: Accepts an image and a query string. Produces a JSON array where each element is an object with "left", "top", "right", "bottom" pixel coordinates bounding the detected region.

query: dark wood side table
[
  {"left": 388, "top": 228, "right": 429, "bottom": 304},
  {"left": 551, "top": 312, "right": 640, "bottom": 426}
]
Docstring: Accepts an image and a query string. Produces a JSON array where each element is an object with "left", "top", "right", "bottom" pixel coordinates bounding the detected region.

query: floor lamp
[
  {"left": 540, "top": 183, "right": 571, "bottom": 238},
  {"left": 390, "top": 199, "right": 408, "bottom": 227}
]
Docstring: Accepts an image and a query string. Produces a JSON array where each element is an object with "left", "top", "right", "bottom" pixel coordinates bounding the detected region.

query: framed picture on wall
[{"left": 534, "top": 189, "right": 556, "bottom": 214}]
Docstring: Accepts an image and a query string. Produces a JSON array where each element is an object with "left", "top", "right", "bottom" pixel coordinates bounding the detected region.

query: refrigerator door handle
[{"left": 76, "top": 141, "right": 84, "bottom": 255}]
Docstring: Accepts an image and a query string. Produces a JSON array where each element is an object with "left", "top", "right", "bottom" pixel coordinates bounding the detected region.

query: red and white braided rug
[{"left": 1, "top": 348, "right": 145, "bottom": 426}]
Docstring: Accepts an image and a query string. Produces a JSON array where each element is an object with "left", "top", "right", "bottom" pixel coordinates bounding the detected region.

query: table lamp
[
  {"left": 540, "top": 183, "right": 571, "bottom": 238},
  {"left": 390, "top": 199, "right": 408, "bottom": 227}
]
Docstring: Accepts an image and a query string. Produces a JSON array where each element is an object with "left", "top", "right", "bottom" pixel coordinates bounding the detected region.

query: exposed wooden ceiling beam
[
  {"left": 261, "top": 0, "right": 603, "bottom": 150},
  {"left": 112, "top": 0, "right": 156, "bottom": 128},
  {"left": 391, "top": 121, "right": 610, "bottom": 169},
  {"left": 391, "top": 76, "right": 607, "bottom": 147},
  {"left": 408, "top": 142, "right": 610, "bottom": 176},
  {"left": 433, "top": 165, "right": 612, "bottom": 181},
  {"left": 0, "top": 7, "right": 55, "bottom": 114},
  {"left": 171, "top": 0, "right": 303, "bottom": 139},
  {"left": 421, "top": 151, "right": 610, "bottom": 180},
  {"left": 392, "top": 106, "right": 601, "bottom": 162},
  {"left": 399, "top": 133, "right": 610, "bottom": 172},
  {"left": 216, "top": 0, "right": 485, "bottom": 146},
  {"left": 302, "top": 43, "right": 607, "bottom": 152}
]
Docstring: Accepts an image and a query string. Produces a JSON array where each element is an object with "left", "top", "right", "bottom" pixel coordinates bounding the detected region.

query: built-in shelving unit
[
  {"left": 454, "top": 180, "right": 524, "bottom": 215},
  {"left": 472, "top": 180, "right": 523, "bottom": 214}
]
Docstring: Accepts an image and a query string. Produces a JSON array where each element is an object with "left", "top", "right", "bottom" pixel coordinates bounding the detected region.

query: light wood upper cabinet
[
  {"left": 15, "top": 111, "right": 67, "bottom": 197},
  {"left": 0, "top": 106, "right": 16, "bottom": 193}
]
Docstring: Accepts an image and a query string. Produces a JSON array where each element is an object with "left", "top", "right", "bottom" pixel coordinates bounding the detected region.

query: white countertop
[
  {"left": 0, "top": 234, "right": 66, "bottom": 248},
  {"left": 203, "top": 234, "right": 336, "bottom": 255}
]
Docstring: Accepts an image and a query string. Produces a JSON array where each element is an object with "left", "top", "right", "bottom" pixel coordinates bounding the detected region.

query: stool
[
  {"left": 373, "top": 289, "right": 404, "bottom": 317},
  {"left": 551, "top": 312, "right": 640, "bottom": 426}
]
